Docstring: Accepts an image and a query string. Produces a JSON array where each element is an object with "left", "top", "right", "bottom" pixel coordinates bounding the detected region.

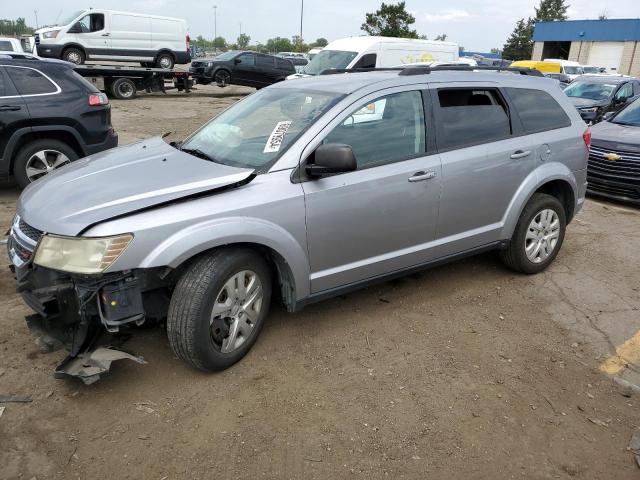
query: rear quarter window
[
  {"left": 506, "top": 87, "right": 571, "bottom": 134},
  {"left": 5, "top": 67, "right": 58, "bottom": 95},
  {"left": 0, "top": 41, "right": 14, "bottom": 51}
]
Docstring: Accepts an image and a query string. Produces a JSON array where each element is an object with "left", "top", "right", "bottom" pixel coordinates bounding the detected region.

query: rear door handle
[
  {"left": 408, "top": 170, "right": 437, "bottom": 182},
  {"left": 0, "top": 105, "right": 21, "bottom": 111},
  {"left": 510, "top": 150, "right": 531, "bottom": 159}
]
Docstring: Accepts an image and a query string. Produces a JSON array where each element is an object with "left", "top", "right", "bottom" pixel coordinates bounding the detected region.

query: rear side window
[
  {"left": 506, "top": 88, "right": 571, "bottom": 134},
  {"left": 436, "top": 88, "right": 511, "bottom": 150},
  {"left": 0, "top": 68, "right": 8, "bottom": 96},
  {"left": 257, "top": 56, "right": 275, "bottom": 68},
  {"left": 0, "top": 41, "right": 14, "bottom": 51},
  {"left": 276, "top": 58, "right": 293, "bottom": 69},
  {"left": 6, "top": 67, "right": 58, "bottom": 95}
]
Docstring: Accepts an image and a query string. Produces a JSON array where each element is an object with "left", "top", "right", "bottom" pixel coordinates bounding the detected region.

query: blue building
[{"left": 532, "top": 19, "right": 640, "bottom": 75}]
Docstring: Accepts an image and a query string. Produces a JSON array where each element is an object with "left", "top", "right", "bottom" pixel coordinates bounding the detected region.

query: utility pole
[
  {"left": 299, "top": 0, "right": 304, "bottom": 53},
  {"left": 213, "top": 5, "right": 218, "bottom": 53},
  {"left": 34, "top": 10, "right": 39, "bottom": 29}
]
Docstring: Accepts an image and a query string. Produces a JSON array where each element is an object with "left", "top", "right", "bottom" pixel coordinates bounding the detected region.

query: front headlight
[
  {"left": 34, "top": 234, "right": 133, "bottom": 274},
  {"left": 207, "top": 61, "right": 213, "bottom": 67},
  {"left": 580, "top": 107, "right": 598, "bottom": 113},
  {"left": 42, "top": 30, "right": 60, "bottom": 39}
]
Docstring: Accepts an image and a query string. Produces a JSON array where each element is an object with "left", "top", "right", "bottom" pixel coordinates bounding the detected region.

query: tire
[
  {"left": 167, "top": 248, "right": 272, "bottom": 371},
  {"left": 62, "top": 47, "right": 85, "bottom": 65},
  {"left": 110, "top": 78, "right": 137, "bottom": 100},
  {"left": 500, "top": 193, "right": 566, "bottom": 274},
  {"left": 13, "top": 139, "right": 79, "bottom": 188},
  {"left": 214, "top": 69, "right": 231, "bottom": 87},
  {"left": 155, "top": 52, "right": 174, "bottom": 69}
]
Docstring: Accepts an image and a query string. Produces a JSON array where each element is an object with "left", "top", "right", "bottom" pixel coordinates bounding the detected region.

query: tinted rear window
[
  {"left": 257, "top": 56, "right": 275, "bottom": 68},
  {"left": 0, "top": 41, "right": 14, "bottom": 51},
  {"left": 6, "top": 67, "right": 58, "bottom": 95},
  {"left": 436, "top": 88, "right": 511, "bottom": 150},
  {"left": 506, "top": 88, "right": 571, "bottom": 134}
]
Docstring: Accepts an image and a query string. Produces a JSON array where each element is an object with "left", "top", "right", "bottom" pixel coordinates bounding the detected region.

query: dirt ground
[{"left": 1, "top": 85, "right": 640, "bottom": 480}]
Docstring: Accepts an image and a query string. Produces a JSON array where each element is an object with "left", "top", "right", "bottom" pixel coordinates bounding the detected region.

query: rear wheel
[
  {"left": 13, "top": 139, "right": 78, "bottom": 188},
  {"left": 167, "top": 248, "right": 272, "bottom": 371},
  {"left": 62, "top": 47, "right": 85, "bottom": 65},
  {"left": 155, "top": 53, "right": 174, "bottom": 69},
  {"left": 110, "top": 77, "right": 137, "bottom": 100},
  {"left": 500, "top": 193, "right": 566, "bottom": 274}
]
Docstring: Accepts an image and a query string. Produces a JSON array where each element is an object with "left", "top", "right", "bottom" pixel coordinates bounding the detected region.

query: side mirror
[
  {"left": 234, "top": 58, "right": 241, "bottom": 64},
  {"left": 306, "top": 144, "right": 357, "bottom": 177},
  {"left": 602, "top": 111, "right": 615, "bottom": 121},
  {"left": 68, "top": 23, "right": 82, "bottom": 34}
]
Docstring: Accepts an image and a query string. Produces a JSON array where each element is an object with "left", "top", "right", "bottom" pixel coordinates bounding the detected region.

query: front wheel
[
  {"left": 500, "top": 193, "right": 566, "bottom": 274},
  {"left": 214, "top": 69, "right": 231, "bottom": 87},
  {"left": 167, "top": 248, "right": 272, "bottom": 371},
  {"left": 62, "top": 47, "right": 85, "bottom": 65}
]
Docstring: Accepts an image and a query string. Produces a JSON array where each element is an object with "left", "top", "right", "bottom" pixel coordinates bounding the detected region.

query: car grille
[
  {"left": 18, "top": 218, "right": 43, "bottom": 243},
  {"left": 7, "top": 215, "right": 43, "bottom": 267},
  {"left": 587, "top": 144, "right": 640, "bottom": 200},
  {"left": 191, "top": 61, "right": 203, "bottom": 68},
  {"left": 35, "top": 33, "right": 40, "bottom": 45}
]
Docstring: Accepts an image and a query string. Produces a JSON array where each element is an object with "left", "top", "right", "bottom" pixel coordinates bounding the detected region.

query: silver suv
[{"left": 9, "top": 68, "right": 589, "bottom": 382}]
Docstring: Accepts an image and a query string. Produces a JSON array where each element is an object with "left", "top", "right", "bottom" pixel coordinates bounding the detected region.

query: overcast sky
[{"left": 6, "top": 0, "right": 640, "bottom": 51}]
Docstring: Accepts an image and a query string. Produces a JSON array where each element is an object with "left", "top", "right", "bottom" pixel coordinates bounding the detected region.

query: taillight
[
  {"left": 89, "top": 93, "right": 109, "bottom": 106},
  {"left": 186, "top": 34, "right": 190, "bottom": 51},
  {"left": 583, "top": 128, "right": 592, "bottom": 149}
]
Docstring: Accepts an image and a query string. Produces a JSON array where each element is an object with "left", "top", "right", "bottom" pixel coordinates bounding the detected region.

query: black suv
[
  {"left": 190, "top": 51, "right": 295, "bottom": 89},
  {"left": 564, "top": 75, "right": 640, "bottom": 124},
  {"left": 0, "top": 55, "right": 117, "bottom": 188}
]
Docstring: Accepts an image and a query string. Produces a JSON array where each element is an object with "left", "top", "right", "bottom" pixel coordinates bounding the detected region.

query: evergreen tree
[
  {"left": 361, "top": 2, "right": 419, "bottom": 38},
  {"left": 502, "top": 17, "right": 535, "bottom": 60},
  {"left": 535, "top": 0, "right": 569, "bottom": 21}
]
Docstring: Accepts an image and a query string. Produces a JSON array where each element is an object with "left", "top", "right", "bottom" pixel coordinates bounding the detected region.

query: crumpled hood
[
  {"left": 590, "top": 121, "right": 640, "bottom": 153},
  {"left": 18, "top": 137, "right": 254, "bottom": 236},
  {"left": 569, "top": 97, "right": 608, "bottom": 109}
]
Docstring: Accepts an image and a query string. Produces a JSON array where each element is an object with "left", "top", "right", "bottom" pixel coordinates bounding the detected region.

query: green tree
[
  {"left": 213, "top": 36, "right": 226, "bottom": 49},
  {"left": 237, "top": 33, "right": 250, "bottom": 49},
  {"left": 490, "top": 48, "right": 502, "bottom": 54},
  {"left": 0, "top": 17, "right": 34, "bottom": 36},
  {"left": 502, "top": 17, "right": 535, "bottom": 60},
  {"left": 361, "top": 2, "right": 419, "bottom": 38},
  {"left": 266, "top": 37, "right": 293, "bottom": 53},
  {"left": 311, "top": 37, "right": 328, "bottom": 48},
  {"left": 434, "top": 33, "right": 448, "bottom": 41},
  {"left": 534, "top": 0, "right": 569, "bottom": 21},
  {"left": 291, "top": 35, "right": 306, "bottom": 52}
]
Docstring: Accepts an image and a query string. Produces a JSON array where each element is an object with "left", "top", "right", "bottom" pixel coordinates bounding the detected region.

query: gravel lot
[{"left": 1, "top": 85, "right": 639, "bottom": 479}]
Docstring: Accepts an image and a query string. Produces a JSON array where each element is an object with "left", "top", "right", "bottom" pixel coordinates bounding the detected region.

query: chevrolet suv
[
  {"left": 9, "top": 67, "right": 589, "bottom": 383},
  {"left": 0, "top": 54, "right": 117, "bottom": 188}
]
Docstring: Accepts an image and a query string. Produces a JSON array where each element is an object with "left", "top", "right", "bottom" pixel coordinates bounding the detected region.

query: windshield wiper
[{"left": 181, "top": 147, "right": 215, "bottom": 162}]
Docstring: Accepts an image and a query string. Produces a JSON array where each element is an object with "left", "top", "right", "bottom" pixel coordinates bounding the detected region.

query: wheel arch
[
  {"left": 61, "top": 43, "right": 86, "bottom": 58},
  {"left": 501, "top": 163, "right": 579, "bottom": 240}
]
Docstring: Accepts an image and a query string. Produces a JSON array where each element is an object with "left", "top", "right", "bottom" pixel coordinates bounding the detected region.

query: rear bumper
[
  {"left": 174, "top": 50, "right": 191, "bottom": 65},
  {"left": 85, "top": 129, "right": 118, "bottom": 156}
]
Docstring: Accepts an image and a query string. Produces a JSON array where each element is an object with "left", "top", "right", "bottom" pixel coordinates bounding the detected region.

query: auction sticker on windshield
[{"left": 264, "top": 121, "right": 292, "bottom": 153}]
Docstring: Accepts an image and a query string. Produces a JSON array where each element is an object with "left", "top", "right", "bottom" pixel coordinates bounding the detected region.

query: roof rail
[{"left": 319, "top": 65, "right": 544, "bottom": 77}]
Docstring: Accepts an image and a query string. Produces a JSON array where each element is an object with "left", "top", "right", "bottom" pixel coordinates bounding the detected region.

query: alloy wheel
[{"left": 25, "top": 150, "right": 71, "bottom": 182}]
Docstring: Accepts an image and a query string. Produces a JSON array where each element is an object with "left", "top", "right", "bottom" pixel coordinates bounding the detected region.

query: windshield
[
  {"left": 304, "top": 50, "right": 358, "bottom": 75},
  {"left": 583, "top": 66, "right": 600, "bottom": 74},
  {"left": 213, "top": 51, "right": 238, "bottom": 61},
  {"left": 180, "top": 88, "right": 344, "bottom": 171},
  {"left": 58, "top": 10, "right": 85, "bottom": 26},
  {"left": 563, "top": 66, "right": 584, "bottom": 75},
  {"left": 564, "top": 81, "right": 616, "bottom": 101},
  {"left": 612, "top": 99, "right": 640, "bottom": 127}
]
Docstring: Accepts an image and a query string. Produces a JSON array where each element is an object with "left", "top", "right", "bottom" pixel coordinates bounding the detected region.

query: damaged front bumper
[{"left": 8, "top": 217, "right": 170, "bottom": 383}]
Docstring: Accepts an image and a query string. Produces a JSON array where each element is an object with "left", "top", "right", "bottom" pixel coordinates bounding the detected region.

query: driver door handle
[
  {"left": 101, "top": 32, "right": 110, "bottom": 36},
  {"left": 408, "top": 170, "right": 437, "bottom": 182},
  {"left": 510, "top": 150, "right": 531, "bottom": 160},
  {"left": 0, "top": 105, "right": 21, "bottom": 111}
]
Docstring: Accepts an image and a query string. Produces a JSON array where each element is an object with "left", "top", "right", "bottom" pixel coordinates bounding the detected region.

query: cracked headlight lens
[{"left": 34, "top": 234, "right": 133, "bottom": 274}]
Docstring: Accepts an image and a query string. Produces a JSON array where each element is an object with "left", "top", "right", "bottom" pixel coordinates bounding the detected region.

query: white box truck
[
  {"left": 289, "top": 36, "right": 459, "bottom": 78},
  {"left": 35, "top": 9, "right": 190, "bottom": 68}
]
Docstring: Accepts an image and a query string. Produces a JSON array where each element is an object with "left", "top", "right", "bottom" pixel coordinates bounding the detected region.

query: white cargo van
[
  {"left": 289, "top": 36, "right": 459, "bottom": 78},
  {"left": 35, "top": 9, "right": 190, "bottom": 68}
]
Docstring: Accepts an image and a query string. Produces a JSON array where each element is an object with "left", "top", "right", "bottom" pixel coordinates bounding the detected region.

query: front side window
[
  {"left": 76, "top": 13, "right": 104, "bottom": 33},
  {"left": 564, "top": 81, "right": 616, "bottom": 101},
  {"left": 304, "top": 50, "right": 358, "bottom": 75},
  {"left": 352, "top": 53, "right": 377, "bottom": 69},
  {"left": 507, "top": 88, "right": 571, "bottom": 134},
  {"left": 324, "top": 90, "right": 425, "bottom": 169},
  {"left": 6, "top": 67, "right": 58, "bottom": 96},
  {"left": 180, "top": 88, "right": 344, "bottom": 172},
  {"left": 615, "top": 83, "right": 633, "bottom": 100},
  {"left": 236, "top": 53, "right": 255, "bottom": 66},
  {"left": 436, "top": 88, "right": 511, "bottom": 150}
]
